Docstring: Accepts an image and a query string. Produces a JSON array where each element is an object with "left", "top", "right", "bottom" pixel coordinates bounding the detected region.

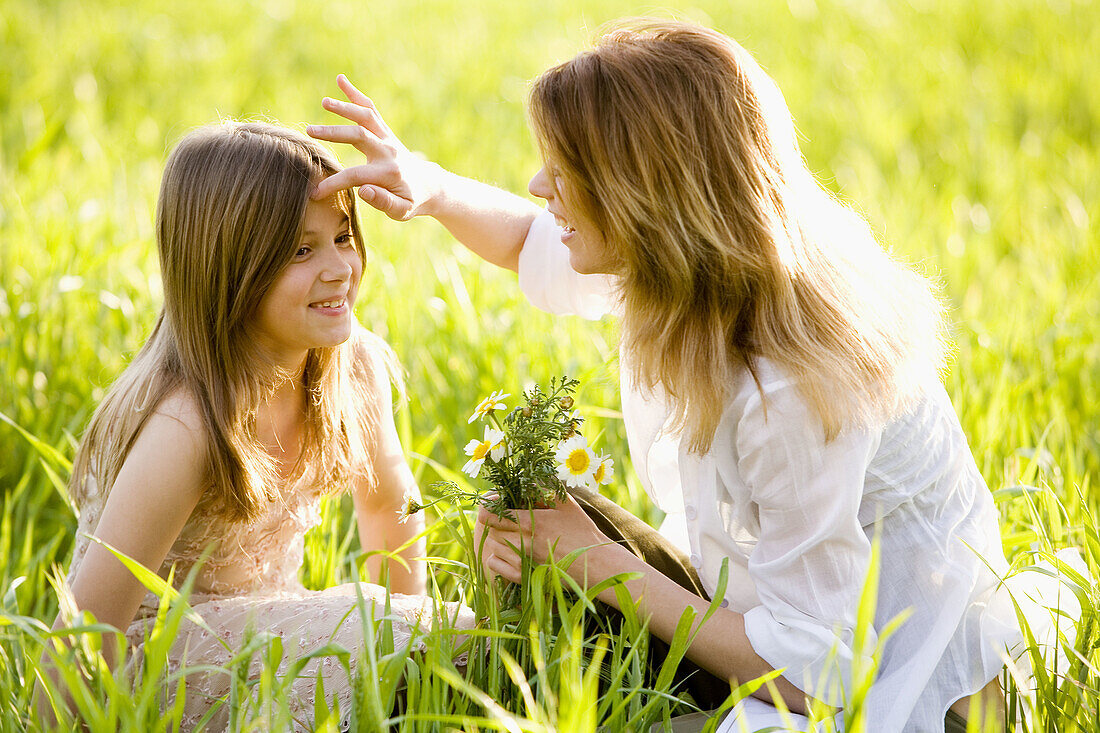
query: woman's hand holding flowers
[
  {"left": 476, "top": 495, "right": 614, "bottom": 585},
  {"left": 409, "top": 377, "right": 620, "bottom": 600}
]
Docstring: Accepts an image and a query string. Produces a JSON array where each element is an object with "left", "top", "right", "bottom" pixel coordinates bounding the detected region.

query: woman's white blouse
[{"left": 517, "top": 210, "right": 1024, "bottom": 732}]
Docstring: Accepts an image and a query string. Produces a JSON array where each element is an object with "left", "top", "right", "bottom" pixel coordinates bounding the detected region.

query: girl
[
  {"left": 49, "top": 122, "right": 471, "bottom": 729},
  {"left": 308, "top": 20, "right": 1026, "bottom": 732}
]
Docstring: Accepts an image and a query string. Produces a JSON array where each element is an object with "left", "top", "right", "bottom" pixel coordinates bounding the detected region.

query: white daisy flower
[
  {"left": 462, "top": 427, "right": 506, "bottom": 478},
  {"left": 554, "top": 434, "right": 597, "bottom": 489},
  {"left": 396, "top": 494, "right": 423, "bottom": 524},
  {"left": 468, "top": 390, "right": 510, "bottom": 424},
  {"left": 592, "top": 455, "right": 614, "bottom": 486}
]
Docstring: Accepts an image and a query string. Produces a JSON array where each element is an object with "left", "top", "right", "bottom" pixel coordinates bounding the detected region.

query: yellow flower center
[
  {"left": 472, "top": 441, "right": 491, "bottom": 460},
  {"left": 593, "top": 462, "right": 607, "bottom": 484},
  {"left": 566, "top": 449, "right": 591, "bottom": 475}
]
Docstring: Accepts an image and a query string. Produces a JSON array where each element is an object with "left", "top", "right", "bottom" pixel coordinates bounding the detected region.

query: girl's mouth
[{"left": 309, "top": 298, "right": 347, "bottom": 312}]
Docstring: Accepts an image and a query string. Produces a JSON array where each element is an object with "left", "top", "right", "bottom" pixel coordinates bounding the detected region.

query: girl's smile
[
  {"left": 308, "top": 298, "right": 348, "bottom": 313},
  {"left": 307, "top": 296, "right": 349, "bottom": 315}
]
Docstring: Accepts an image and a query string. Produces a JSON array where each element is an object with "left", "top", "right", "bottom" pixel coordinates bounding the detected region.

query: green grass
[{"left": 1, "top": 0, "right": 1098, "bottom": 730}]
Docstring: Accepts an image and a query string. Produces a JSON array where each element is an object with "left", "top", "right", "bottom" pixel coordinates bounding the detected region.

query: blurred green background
[{"left": 1, "top": 0, "right": 1097, "bottom": 614}]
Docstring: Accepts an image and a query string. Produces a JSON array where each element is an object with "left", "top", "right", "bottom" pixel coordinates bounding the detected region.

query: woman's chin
[
  {"left": 568, "top": 254, "right": 611, "bottom": 276},
  {"left": 567, "top": 251, "right": 595, "bottom": 275}
]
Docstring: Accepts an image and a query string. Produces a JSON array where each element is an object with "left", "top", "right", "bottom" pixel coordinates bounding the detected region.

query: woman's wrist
[
  {"left": 411, "top": 161, "right": 450, "bottom": 219},
  {"left": 578, "top": 540, "right": 646, "bottom": 610},
  {"left": 417, "top": 170, "right": 539, "bottom": 271}
]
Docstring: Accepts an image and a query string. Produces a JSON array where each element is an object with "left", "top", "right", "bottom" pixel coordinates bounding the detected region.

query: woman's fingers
[
  {"left": 310, "top": 161, "right": 400, "bottom": 200},
  {"left": 480, "top": 535, "right": 522, "bottom": 583},
  {"left": 477, "top": 506, "right": 508, "bottom": 528},
  {"left": 477, "top": 506, "right": 535, "bottom": 532},
  {"left": 358, "top": 185, "right": 413, "bottom": 221},
  {"left": 486, "top": 528, "right": 524, "bottom": 553},
  {"left": 320, "top": 97, "right": 393, "bottom": 141},
  {"left": 327, "top": 75, "right": 399, "bottom": 142},
  {"left": 486, "top": 553, "right": 521, "bottom": 584},
  {"left": 336, "top": 74, "right": 374, "bottom": 108},
  {"left": 336, "top": 75, "right": 398, "bottom": 139},
  {"left": 310, "top": 80, "right": 442, "bottom": 218},
  {"left": 306, "top": 121, "right": 387, "bottom": 156}
]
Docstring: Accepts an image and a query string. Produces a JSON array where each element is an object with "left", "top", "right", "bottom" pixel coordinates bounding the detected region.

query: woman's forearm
[
  {"left": 422, "top": 168, "right": 541, "bottom": 272},
  {"left": 584, "top": 542, "right": 814, "bottom": 715},
  {"left": 479, "top": 499, "right": 817, "bottom": 713}
]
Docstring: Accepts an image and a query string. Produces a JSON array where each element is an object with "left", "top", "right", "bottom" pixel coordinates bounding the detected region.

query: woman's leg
[
  {"left": 944, "top": 709, "right": 969, "bottom": 733},
  {"left": 947, "top": 674, "right": 1004, "bottom": 732},
  {"left": 576, "top": 488, "right": 1006, "bottom": 732},
  {"left": 569, "top": 488, "right": 732, "bottom": 710}
]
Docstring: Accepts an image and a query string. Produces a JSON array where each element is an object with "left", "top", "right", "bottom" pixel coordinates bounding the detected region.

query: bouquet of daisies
[
  {"left": 460, "top": 376, "right": 613, "bottom": 516},
  {"left": 411, "top": 376, "right": 614, "bottom": 604}
]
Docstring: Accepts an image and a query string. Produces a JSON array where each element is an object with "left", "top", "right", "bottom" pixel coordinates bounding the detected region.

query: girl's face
[
  {"left": 528, "top": 164, "right": 612, "bottom": 275},
  {"left": 253, "top": 194, "right": 362, "bottom": 368}
]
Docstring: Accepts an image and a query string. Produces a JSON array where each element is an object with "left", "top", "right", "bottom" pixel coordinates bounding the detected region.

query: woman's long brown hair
[{"left": 529, "top": 20, "right": 946, "bottom": 451}]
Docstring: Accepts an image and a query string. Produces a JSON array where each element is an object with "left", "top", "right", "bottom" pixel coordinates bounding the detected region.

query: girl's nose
[
  {"left": 320, "top": 246, "right": 354, "bottom": 282},
  {"left": 528, "top": 166, "right": 554, "bottom": 201}
]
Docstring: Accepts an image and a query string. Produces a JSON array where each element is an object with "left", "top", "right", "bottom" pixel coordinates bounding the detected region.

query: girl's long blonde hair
[
  {"left": 529, "top": 19, "right": 946, "bottom": 452},
  {"left": 71, "top": 122, "right": 393, "bottom": 523}
]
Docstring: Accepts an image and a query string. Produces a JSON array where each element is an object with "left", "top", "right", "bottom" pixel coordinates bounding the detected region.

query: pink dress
[{"left": 66, "top": 473, "right": 474, "bottom": 731}]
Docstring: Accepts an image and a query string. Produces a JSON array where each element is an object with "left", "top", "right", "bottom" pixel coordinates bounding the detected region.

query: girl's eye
[
  {"left": 295, "top": 246, "right": 311, "bottom": 258},
  {"left": 336, "top": 233, "right": 353, "bottom": 247}
]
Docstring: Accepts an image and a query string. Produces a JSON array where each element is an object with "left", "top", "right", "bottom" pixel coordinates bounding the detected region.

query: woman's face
[
  {"left": 528, "top": 164, "right": 613, "bottom": 275},
  {"left": 253, "top": 193, "right": 362, "bottom": 368}
]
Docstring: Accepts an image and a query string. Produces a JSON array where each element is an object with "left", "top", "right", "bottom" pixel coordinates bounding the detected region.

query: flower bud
[
  {"left": 559, "top": 396, "right": 574, "bottom": 410},
  {"left": 522, "top": 406, "right": 533, "bottom": 417}
]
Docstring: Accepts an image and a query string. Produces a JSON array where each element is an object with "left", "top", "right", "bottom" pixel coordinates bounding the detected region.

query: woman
[{"left": 309, "top": 20, "right": 1017, "bottom": 731}]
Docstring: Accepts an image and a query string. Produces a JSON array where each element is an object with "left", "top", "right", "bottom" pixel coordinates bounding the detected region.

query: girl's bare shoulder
[
  {"left": 127, "top": 387, "right": 209, "bottom": 496},
  {"left": 102, "top": 385, "right": 209, "bottom": 514},
  {"left": 152, "top": 385, "right": 208, "bottom": 443}
]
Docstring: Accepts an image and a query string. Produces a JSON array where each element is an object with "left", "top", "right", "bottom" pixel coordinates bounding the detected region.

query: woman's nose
[{"left": 528, "top": 166, "right": 554, "bottom": 201}]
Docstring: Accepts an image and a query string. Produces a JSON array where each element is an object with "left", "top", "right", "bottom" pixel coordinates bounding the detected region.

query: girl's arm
[
  {"left": 38, "top": 393, "right": 206, "bottom": 718},
  {"left": 59, "top": 394, "right": 206, "bottom": 663},
  {"left": 350, "top": 337, "right": 427, "bottom": 595},
  {"left": 308, "top": 75, "right": 541, "bottom": 273}
]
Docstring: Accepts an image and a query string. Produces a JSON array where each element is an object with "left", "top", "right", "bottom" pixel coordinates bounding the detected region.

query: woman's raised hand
[{"left": 308, "top": 74, "right": 443, "bottom": 220}]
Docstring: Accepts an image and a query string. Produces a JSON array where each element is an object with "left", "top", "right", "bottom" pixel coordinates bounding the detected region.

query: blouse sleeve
[
  {"left": 516, "top": 209, "right": 617, "bottom": 319},
  {"left": 735, "top": 381, "right": 881, "bottom": 705}
]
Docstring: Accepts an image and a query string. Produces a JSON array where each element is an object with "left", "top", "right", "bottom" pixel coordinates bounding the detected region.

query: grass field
[{"left": 1, "top": 0, "right": 1098, "bottom": 730}]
